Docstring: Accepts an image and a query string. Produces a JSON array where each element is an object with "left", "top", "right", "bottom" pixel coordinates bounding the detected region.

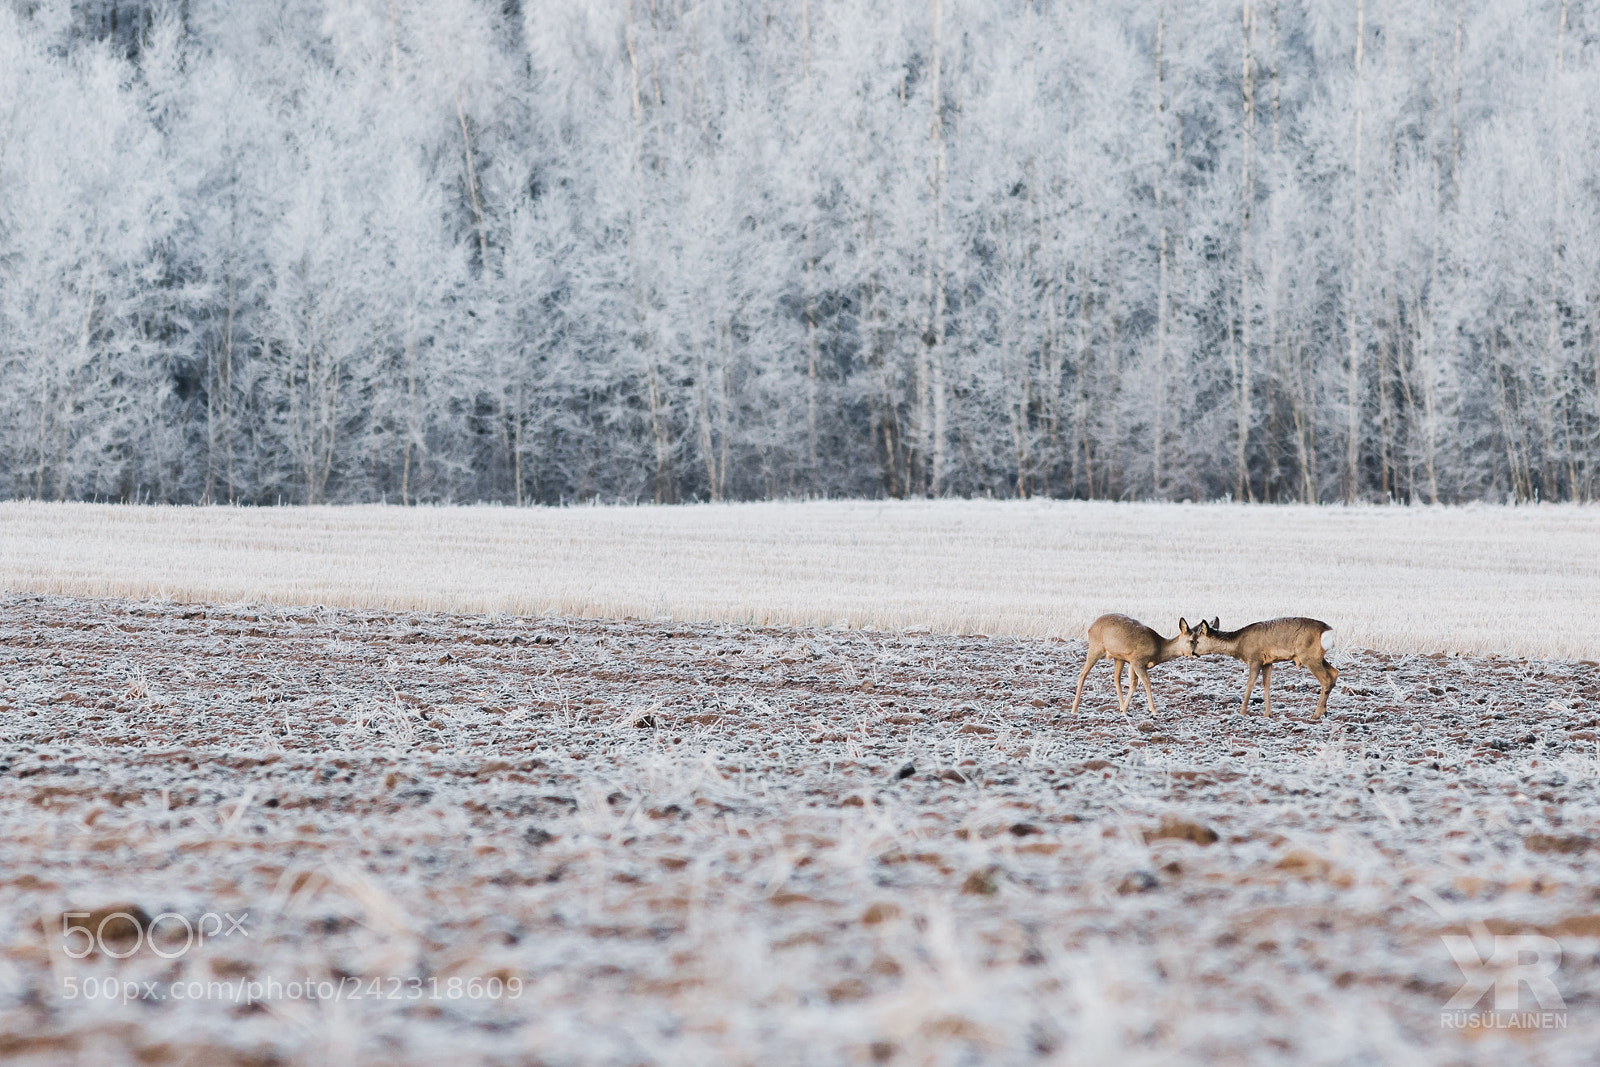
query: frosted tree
[
  {"left": 1, "top": 0, "right": 1599, "bottom": 505},
  {"left": 0, "top": 12, "right": 174, "bottom": 500}
]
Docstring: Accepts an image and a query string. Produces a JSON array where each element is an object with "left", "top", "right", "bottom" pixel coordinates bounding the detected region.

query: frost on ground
[
  {"left": 0, "top": 594, "right": 1596, "bottom": 1065},
  {"left": 7, "top": 499, "right": 1600, "bottom": 659}
]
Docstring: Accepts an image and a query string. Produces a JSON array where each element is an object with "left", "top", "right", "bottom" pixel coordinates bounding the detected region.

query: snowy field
[
  {"left": 0, "top": 595, "right": 1596, "bottom": 1064},
  {"left": 4, "top": 500, "right": 1600, "bottom": 658},
  {"left": 1, "top": 503, "right": 1598, "bottom": 1063}
]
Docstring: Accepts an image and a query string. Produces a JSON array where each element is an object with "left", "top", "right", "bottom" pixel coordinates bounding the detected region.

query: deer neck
[
  {"left": 1201, "top": 632, "right": 1246, "bottom": 657},
  {"left": 1152, "top": 634, "right": 1189, "bottom": 664}
]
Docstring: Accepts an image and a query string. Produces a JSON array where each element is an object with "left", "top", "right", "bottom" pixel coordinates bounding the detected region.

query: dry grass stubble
[
  {"left": 4, "top": 499, "right": 1600, "bottom": 658},
  {"left": 0, "top": 595, "right": 1597, "bottom": 1063}
]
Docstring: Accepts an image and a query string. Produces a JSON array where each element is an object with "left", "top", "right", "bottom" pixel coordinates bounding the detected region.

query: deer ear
[
  {"left": 1210, "top": 616, "right": 1220, "bottom": 630},
  {"left": 1178, "top": 617, "right": 1190, "bottom": 634}
]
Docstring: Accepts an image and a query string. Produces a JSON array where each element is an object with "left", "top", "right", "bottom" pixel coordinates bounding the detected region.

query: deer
[
  {"left": 1192, "top": 617, "right": 1339, "bottom": 720},
  {"left": 1068, "top": 614, "right": 1196, "bottom": 718}
]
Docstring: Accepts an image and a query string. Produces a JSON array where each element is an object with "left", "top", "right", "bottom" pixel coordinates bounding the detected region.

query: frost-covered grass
[
  {"left": 2, "top": 597, "right": 1597, "bottom": 1064},
  {"left": 4, "top": 500, "right": 1599, "bottom": 658}
]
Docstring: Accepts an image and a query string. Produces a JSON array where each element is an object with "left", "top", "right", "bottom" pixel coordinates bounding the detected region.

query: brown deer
[
  {"left": 1069, "top": 614, "right": 1196, "bottom": 718},
  {"left": 1193, "top": 617, "right": 1339, "bottom": 719}
]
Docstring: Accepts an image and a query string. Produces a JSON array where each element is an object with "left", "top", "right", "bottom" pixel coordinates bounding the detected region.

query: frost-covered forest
[{"left": 1, "top": 1, "right": 1597, "bottom": 505}]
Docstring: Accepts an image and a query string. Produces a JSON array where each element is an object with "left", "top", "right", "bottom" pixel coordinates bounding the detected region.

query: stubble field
[
  {"left": 6, "top": 498, "right": 1600, "bottom": 659},
  {"left": 1, "top": 592, "right": 1597, "bottom": 1065}
]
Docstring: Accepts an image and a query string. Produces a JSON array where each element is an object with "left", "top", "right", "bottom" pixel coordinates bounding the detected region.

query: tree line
[{"left": 1, "top": 0, "right": 1597, "bottom": 505}]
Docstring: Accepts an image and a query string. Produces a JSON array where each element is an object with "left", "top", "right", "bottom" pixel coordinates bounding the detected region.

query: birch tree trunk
[
  {"left": 1540, "top": 0, "right": 1571, "bottom": 501},
  {"left": 1345, "top": 0, "right": 1366, "bottom": 503},
  {"left": 1236, "top": 0, "right": 1255, "bottom": 502},
  {"left": 626, "top": 0, "right": 673, "bottom": 503},
  {"left": 921, "top": 0, "right": 948, "bottom": 496},
  {"left": 1153, "top": 0, "right": 1169, "bottom": 500}
]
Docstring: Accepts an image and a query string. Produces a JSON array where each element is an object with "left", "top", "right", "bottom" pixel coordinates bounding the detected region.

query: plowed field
[{"left": 1, "top": 595, "right": 1596, "bottom": 1064}]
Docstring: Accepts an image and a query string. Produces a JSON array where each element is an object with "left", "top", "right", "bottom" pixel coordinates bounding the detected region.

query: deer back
[
  {"left": 1087, "top": 613, "right": 1160, "bottom": 660},
  {"left": 1230, "top": 617, "right": 1331, "bottom": 660}
]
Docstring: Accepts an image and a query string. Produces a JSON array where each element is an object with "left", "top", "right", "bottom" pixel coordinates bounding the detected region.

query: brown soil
[{"left": 0, "top": 594, "right": 1596, "bottom": 1064}]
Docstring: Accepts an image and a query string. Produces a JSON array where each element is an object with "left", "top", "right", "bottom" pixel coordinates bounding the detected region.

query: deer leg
[
  {"left": 1069, "top": 648, "right": 1104, "bottom": 716},
  {"left": 1240, "top": 662, "right": 1259, "bottom": 716},
  {"left": 1114, "top": 659, "right": 1133, "bottom": 714},
  {"left": 1307, "top": 658, "right": 1339, "bottom": 721},
  {"left": 1260, "top": 663, "right": 1273, "bottom": 718},
  {"left": 1135, "top": 660, "right": 1157, "bottom": 718}
]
